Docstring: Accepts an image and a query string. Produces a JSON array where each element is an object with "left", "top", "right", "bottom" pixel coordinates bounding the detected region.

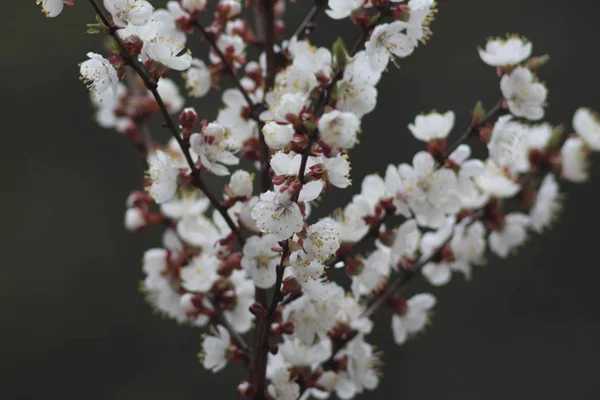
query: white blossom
[
  {"left": 217, "top": 89, "right": 260, "bottom": 148},
  {"left": 147, "top": 150, "right": 179, "bottom": 204},
  {"left": 80, "top": 53, "right": 119, "bottom": 98},
  {"left": 201, "top": 325, "right": 231, "bottom": 372},
  {"left": 323, "top": 155, "right": 352, "bottom": 188},
  {"left": 251, "top": 191, "right": 304, "bottom": 240},
  {"left": 336, "top": 51, "right": 381, "bottom": 118},
  {"left": 241, "top": 235, "right": 280, "bottom": 289},
  {"left": 268, "top": 368, "right": 300, "bottom": 400},
  {"left": 280, "top": 336, "right": 332, "bottom": 366},
  {"left": 334, "top": 335, "right": 379, "bottom": 399},
  {"left": 184, "top": 58, "right": 212, "bottom": 98},
  {"left": 104, "top": 0, "right": 154, "bottom": 28},
  {"left": 365, "top": 21, "right": 414, "bottom": 73},
  {"left": 406, "top": 0, "right": 436, "bottom": 45},
  {"left": 399, "top": 152, "right": 461, "bottom": 228},
  {"left": 224, "top": 270, "right": 255, "bottom": 333},
  {"left": 209, "top": 34, "right": 246, "bottom": 67},
  {"left": 180, "top": 253, "right": 220, "bottom": 292},
  {"left": 408, "top": 110, "right": 455, "bottom": 142},
  {"left": 500, "top": 67, "right": 547, "bottom": 120},
  {"left": 125, "top": 207, "right": 145, "bottom": 232},
  {"left": 573, "top": 108, "right": 600, "bottom": 151},
  {"left": 319, "top": 110, "right": 360, "bottom": 151},
  {"left": 190, "top": 124, "right": 240, "bottom": 176},
  {"left": 325, "top": 0, "right": 362, "bottom": 20},
  {"left": 449, "top": 145, "right": 489, "bottom": 209},
  {"left": 263, "top": 122, "right": 295, "bottom": 150},
  {"left": 489, "top": 213, "right": 530, "bottom": 258},
  {"left": 304, "top": 220, "right": 341, "bottom": 261},
  {"left": 476, "top": 160, "right": 521, "bottom": 199},
  {"left": 38, "top": 0, "right": 71, "bottom": 18},
  {"left": 530, "top": 174, "right": 561, "bottom": 233},
  {"left": 561, "top": 137, "right": 589, "bottom": 182},
  {"left": 181, "top": 0, "right": 207, "bottom": 13},
  {"left": 479, "top": 35, "right": 532, "bottom": 66},
  {"left": 487, "top": 115, "right": 529, "bottom": 173},
  {"left": 142, "top": 38, "right": 192, "bottom": 71},
  {"left": 156, "top": 78, "right": 185, "bottom": 113},
  {"left": 228, "top": 170, "right": 254, "bottom": 198},
  {"left": 391, "top": 293, "right": 436, "bottom": 345}
]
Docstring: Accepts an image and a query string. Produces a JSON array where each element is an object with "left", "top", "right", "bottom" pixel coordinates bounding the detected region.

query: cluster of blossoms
[{"left": 40, "top": 1, "right": 600, "bottom": 399}]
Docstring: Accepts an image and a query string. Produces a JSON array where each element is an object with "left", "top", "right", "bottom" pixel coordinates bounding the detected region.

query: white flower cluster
[{"left": 39, "top": 0, "right": 600, "bottom": 399}]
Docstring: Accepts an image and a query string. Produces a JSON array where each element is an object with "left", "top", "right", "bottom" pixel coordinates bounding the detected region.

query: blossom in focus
[
  {"left": 38, "top": 0, "right": 72, "bottom": 17},
  {"left": 104, "top": 0, "right": 154, "bottom": 28},
  {"left": 251, "top": 191, "right": 304, "bottom": 240},
  {"left": 365, "top": 21, "right": 414, "bottom": 73},
  {"left": 80, "top": 53, "right": 119, "bottom": 98},
  {"left": 241, "top": 235, "right": 281, "bottom": 289},
  {"left": 142, "top": 38, "right": 192, "bottom": 71}
]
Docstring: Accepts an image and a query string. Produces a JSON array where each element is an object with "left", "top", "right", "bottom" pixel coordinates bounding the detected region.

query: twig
[
  {"left": 86, "top": 0, "right": 245, "bottom": 247},
  {"left": 290, "top": 1, "right": 325, "bottom": 41},
  {"left": 193, "top": 22, "right": 257, "bottom": 111}
]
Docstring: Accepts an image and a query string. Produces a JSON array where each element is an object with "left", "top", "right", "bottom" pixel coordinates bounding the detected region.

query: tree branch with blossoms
[{"left": 37, "top": 0, "right": 600, "bottom": 399}]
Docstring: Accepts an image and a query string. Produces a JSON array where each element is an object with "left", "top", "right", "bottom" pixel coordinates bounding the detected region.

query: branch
[
  {"left": 86, "top": 0, "right": 245, "bottom": 247},
  {"left": 193, "top": 22, "right": 257, "bottom": 111},
  {"left": 289, "top": 0, "right": 325, "bottom": 41}
]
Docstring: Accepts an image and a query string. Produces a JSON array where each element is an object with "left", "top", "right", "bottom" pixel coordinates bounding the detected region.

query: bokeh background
[{"left": 3, "top": 0, "right": 600, "bottom": 399}]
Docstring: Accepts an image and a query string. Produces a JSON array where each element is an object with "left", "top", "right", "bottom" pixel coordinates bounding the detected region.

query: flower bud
[
  {"left": 179, "top": 107, "right": 198, "bottom": 138},
  {"left": 125, "top": 208, "right": 146, "bottom": 232}
]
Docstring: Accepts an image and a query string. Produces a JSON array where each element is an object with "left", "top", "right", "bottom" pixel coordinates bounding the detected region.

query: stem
[
  {"left": 87, "top": 0, "right": 245, "bottom": 247},
  {"left": 289, "top": 0, "right": 325, "bottom": 41},
  {"left": 443, "top": 99, "right": 504, "bottom": 159},
  {"left": 193, "top": 23, "right": 257, "bottom": 111}
]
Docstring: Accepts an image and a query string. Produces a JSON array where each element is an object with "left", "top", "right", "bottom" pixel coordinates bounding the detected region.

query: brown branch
[
  {"left": 289, "top": 0, "right": 325, "bottom": 41},
  {"left": 86, "top": 0, "right": 245, "bottom": 247},
  {"left": 193, "top": 22, "right": 257, "bottom": 111}
]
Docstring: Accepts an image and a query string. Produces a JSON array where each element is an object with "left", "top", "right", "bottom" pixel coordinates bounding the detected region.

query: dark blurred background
[{"left": 3, "top": 0, "right": 600, "bottom": 399}]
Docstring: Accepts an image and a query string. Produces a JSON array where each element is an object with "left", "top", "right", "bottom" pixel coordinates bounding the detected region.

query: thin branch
[
  {"left": 193, "top": 22, "right": 257, "bottom": 110},
  {"left": 290, "top": 1, "right": 324, "bottom": 41},
  {"left": 443, "top": 99, "right": 505, "bottom": 159},
  {"left": 86, "top": 0, "right": 245, "bottom": 247}
]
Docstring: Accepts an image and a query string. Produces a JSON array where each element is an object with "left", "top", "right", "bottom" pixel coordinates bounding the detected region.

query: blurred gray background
[{"left": 3, "top": 0, "right": 600, "bottom": 399}]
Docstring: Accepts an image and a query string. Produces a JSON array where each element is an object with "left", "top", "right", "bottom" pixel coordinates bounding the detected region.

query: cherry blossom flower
[
  {"left": 399, "top": 152, "right": 461, "bottom": 228},
  {"left": 304, "top": 220, "right": 341, "bottom": 261},
  {"left": 448, "top": 145, "right": 488, "bottom": 209},
  {"left": 156, "top": 78, "right": 185, "bottom": 113},
  {"left": 223, "top": 270, "right": 255, "bottom": 333},
  {"left": 408, "top": 110, "right": 455, "bottom": 142},
  {"left": 262, "top": 121, "right": 295, "bottom": 150},
  {"left": 147, "top": 150, "right": 179, "bottom": 204},
  {"left": 80, "top": 53, "right": 119, "bottom": 98},
  {"left": 573, "top": 108, "right": 600, "bottom": 150},
  {"left": 142, "top": 38, "right": 192, "bottom": 71},
  {"left": 406, "top": 0, "right": 437, "bottom": 45},
  {"left": 104, "top": 0, "right": 154, "bottom": 28},
  {"left": 365, "top": 21, "right": 414, "bottom": 73},
  {"left": 336, "top": 51, "right": 381, "bottom": 118},
  {"left": 322, "top": 155, "right": 352, "bottom": 188},
  {"left": 217, "top": 89, "right": 260, "bottom": 148},
  {"left": 476, "top": 160, "right": 521, "bottom": 199},
  {"left": 479, "top": 35, "right": 532, "bottom": 66},
  {"left": 561, "top": 137, "right": 589, "bottom": 182},
  {"left": 37, "top": 0, "right": 72, "bottom": 17},
  {"left": 181, "top": 0, "right": 207, "bottom": 13},
  {"left": 489, "top": 213, "right": 530, "bottom": 258},
  {"left": 501, "top": 66, "right": 547, "bottom": 120},
  {"left": 487, "top": 115, "right": 529, "bottom": 173},
  {"left": 241, "top": 235, "right": 281, "bottom": 289},
  {"left": 530, "top": 174, "right": 561, "bottom": 233},
  {"left": 325, "top": 0, "right": 363, "bottom": 20},
  {"left": 279, "top": 336, "right": 332, "bottom": 366},
  {"left": 334, "top": 335, "right": 379, "bottom": 399},
  {"left": 183, "top": 59, "right": 211, "bottom": 98},
  {"left": 201, "top": 325, "right": 231, "bottom": 372},
  {"left": 228, "top": 170, "right": 254, "bottom": 198},
  {"left": 251, "top": 191, "right": 304, "bottom": 240},
  {"left": 319, "top": 110, "right": 360, "bottom": 151},
  {"left": 180, "top": 253, "right": 220, "bottom": 292},
  {"left": 190, "top": 123, "right": 240, "bottom": 176},
  {"left": 268, "top": 368, "right": 300, "bottom": 400},
  {"left": 391, "top": 293, "right": 436, "bottom": 345},
  {"left": 124, "top": 207, "right": 145, "bottom": 232}
]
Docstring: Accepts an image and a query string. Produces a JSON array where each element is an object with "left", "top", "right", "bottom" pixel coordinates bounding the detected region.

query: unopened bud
[
  {"left": 179, "top": 107, "right": 198, "bottom": 138},
  {"left": 237, "top": 381, "right": 253, "bottom": 397},
  {"left": 249, "top": 302, "right": 268, "bottom": 317},
  {"left": 332, "top": 37, "right": 348, "bottom": 69}
]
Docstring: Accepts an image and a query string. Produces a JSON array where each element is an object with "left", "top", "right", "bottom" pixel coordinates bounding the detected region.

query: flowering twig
[{"left": 86, "top": 0, "right": 245, "bottom": 247}]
